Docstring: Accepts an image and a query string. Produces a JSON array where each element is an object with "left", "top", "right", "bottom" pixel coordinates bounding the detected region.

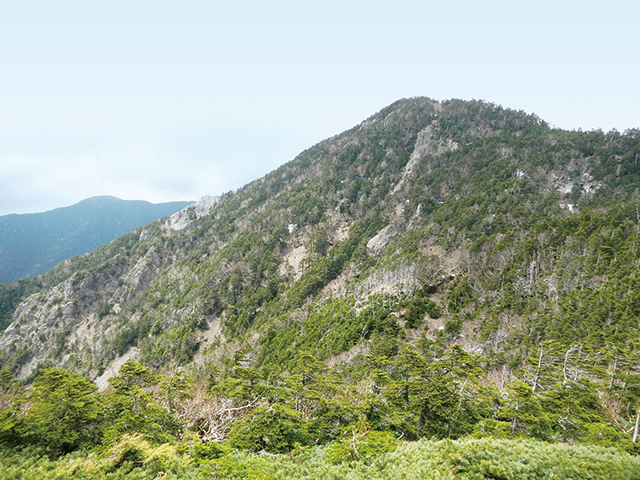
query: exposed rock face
[
  {"left": 0, "top": 243, "right": 168, "bottom": 379},
  {"left": 164, "top": 196, "right": 220, "bottom": 231},
  {"left": 93, "top": 347, "right": 140, "bottom": 392},
  {"left": 366, "top": 204, "right": 423, "bottom": 257}
]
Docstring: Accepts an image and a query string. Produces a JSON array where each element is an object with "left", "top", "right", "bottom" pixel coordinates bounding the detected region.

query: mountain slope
[
  {"left": 0, "top": 196, "right": 193, "bottom": 284},
  {"left": 0, "top": 97, "right": 638, "bottom": 393}
]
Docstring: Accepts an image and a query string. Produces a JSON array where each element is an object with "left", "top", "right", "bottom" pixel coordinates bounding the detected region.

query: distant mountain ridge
[{"left": 0, "top": 196, "right": 193, "bottom": 284}]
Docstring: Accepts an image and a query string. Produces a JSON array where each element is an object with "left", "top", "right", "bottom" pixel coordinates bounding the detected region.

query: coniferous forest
[{"left": 1, "top": 98, "right": 640, "bottom": 478}]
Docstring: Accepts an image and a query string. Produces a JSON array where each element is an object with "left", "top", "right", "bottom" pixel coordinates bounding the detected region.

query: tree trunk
[
  {"left": 511, "top": 398, "right": 520, "bottom": 434},
  {"left": 532, "top": 346, "right": 544, "bottom": 393},
  {"left": 609, "top": 357, "right": 618, "bottom": 390}
]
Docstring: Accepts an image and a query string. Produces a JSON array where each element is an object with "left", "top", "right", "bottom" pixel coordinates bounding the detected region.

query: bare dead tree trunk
[
  {"left": 532, "top": 346, "right": 544, "bottom": 393},
  {"left": 609, "top": 356, "right": 618, "bottom": 390},
  {"left": 458, "top": 378, "right": 469, "bottom": 410},
  {"left": 500, "top": 365, "right": 507, "bottom": 394},
  {"left": 563, "top": 346, "right": 579, "bottom": 386},
  {"left": 633, "top": 409, "right": 640, "bottom": 443}
]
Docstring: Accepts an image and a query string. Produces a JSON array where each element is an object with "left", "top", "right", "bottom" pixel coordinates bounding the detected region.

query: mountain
[
  {"left": 0, "top": 196, "right": 193, "bottom": 284},
  {"left": 0, "top": 97, "right": 639, "bottom": 452}
]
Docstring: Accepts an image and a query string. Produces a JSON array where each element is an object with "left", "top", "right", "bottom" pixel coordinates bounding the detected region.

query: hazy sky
[{"left": 1, "top": 0, "right": 639, "bottom": 216}]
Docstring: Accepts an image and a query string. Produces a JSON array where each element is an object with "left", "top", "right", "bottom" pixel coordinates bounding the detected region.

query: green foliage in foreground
[{"left": 0, "top": 437, "right": 638, "bottom": 479}]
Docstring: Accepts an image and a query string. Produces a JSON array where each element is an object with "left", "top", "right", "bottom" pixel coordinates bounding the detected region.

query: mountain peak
[{"left": 0, "top": 97, "right": 638, "bottom": 399}]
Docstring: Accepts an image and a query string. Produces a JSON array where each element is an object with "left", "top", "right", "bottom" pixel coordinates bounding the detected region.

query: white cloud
[{"left": 0, "top": 119, "right": 313, "bottom": 215}]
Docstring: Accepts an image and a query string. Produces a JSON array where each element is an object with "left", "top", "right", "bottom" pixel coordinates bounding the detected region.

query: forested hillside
[
  {"left": 0, "top": 97, "right": 639, "bottom": 477},
  {"left": 0, "top": 196, "right": 192, "bottom": 284}
]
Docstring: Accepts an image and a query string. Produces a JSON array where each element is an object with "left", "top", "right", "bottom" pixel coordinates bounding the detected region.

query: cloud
[
  {"left": 0, "top": 119, "right": 313, "bottom": 216},
  {"left": 0, "top": 150, "right": 197, "bottom": 215}
]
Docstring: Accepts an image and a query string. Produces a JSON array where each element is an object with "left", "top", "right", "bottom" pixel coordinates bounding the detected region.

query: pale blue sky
[{"left": 1, "top": 0, "right": 638, "bottom": 215}]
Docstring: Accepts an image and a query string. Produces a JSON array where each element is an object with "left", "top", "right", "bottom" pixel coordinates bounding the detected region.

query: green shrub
[
  {"left": 228, "top": 404, "right": 310, "bottom": 453},
  {"left": 325, "top": 419, "right": 398, "bottom": 464}
]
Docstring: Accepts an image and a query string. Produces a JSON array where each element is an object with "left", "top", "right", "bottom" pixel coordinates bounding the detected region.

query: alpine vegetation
[{"left": 0, "top": 97, "right": 639, "bottom": 478}]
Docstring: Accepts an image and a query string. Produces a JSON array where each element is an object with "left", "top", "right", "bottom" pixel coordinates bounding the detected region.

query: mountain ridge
[
  {"left": 1, "top": 96, "right": 640, "bottom": 454},
  {"left": 0, "top": 196, "right": 193, "bottom": 284},
  {"left": 0, "top": 95, "right": 638, "bottom": 392}
]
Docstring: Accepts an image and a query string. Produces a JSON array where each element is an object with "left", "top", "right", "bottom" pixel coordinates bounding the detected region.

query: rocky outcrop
[{"left": 164, "top": 196, "right": 220, "bottom": 231}]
